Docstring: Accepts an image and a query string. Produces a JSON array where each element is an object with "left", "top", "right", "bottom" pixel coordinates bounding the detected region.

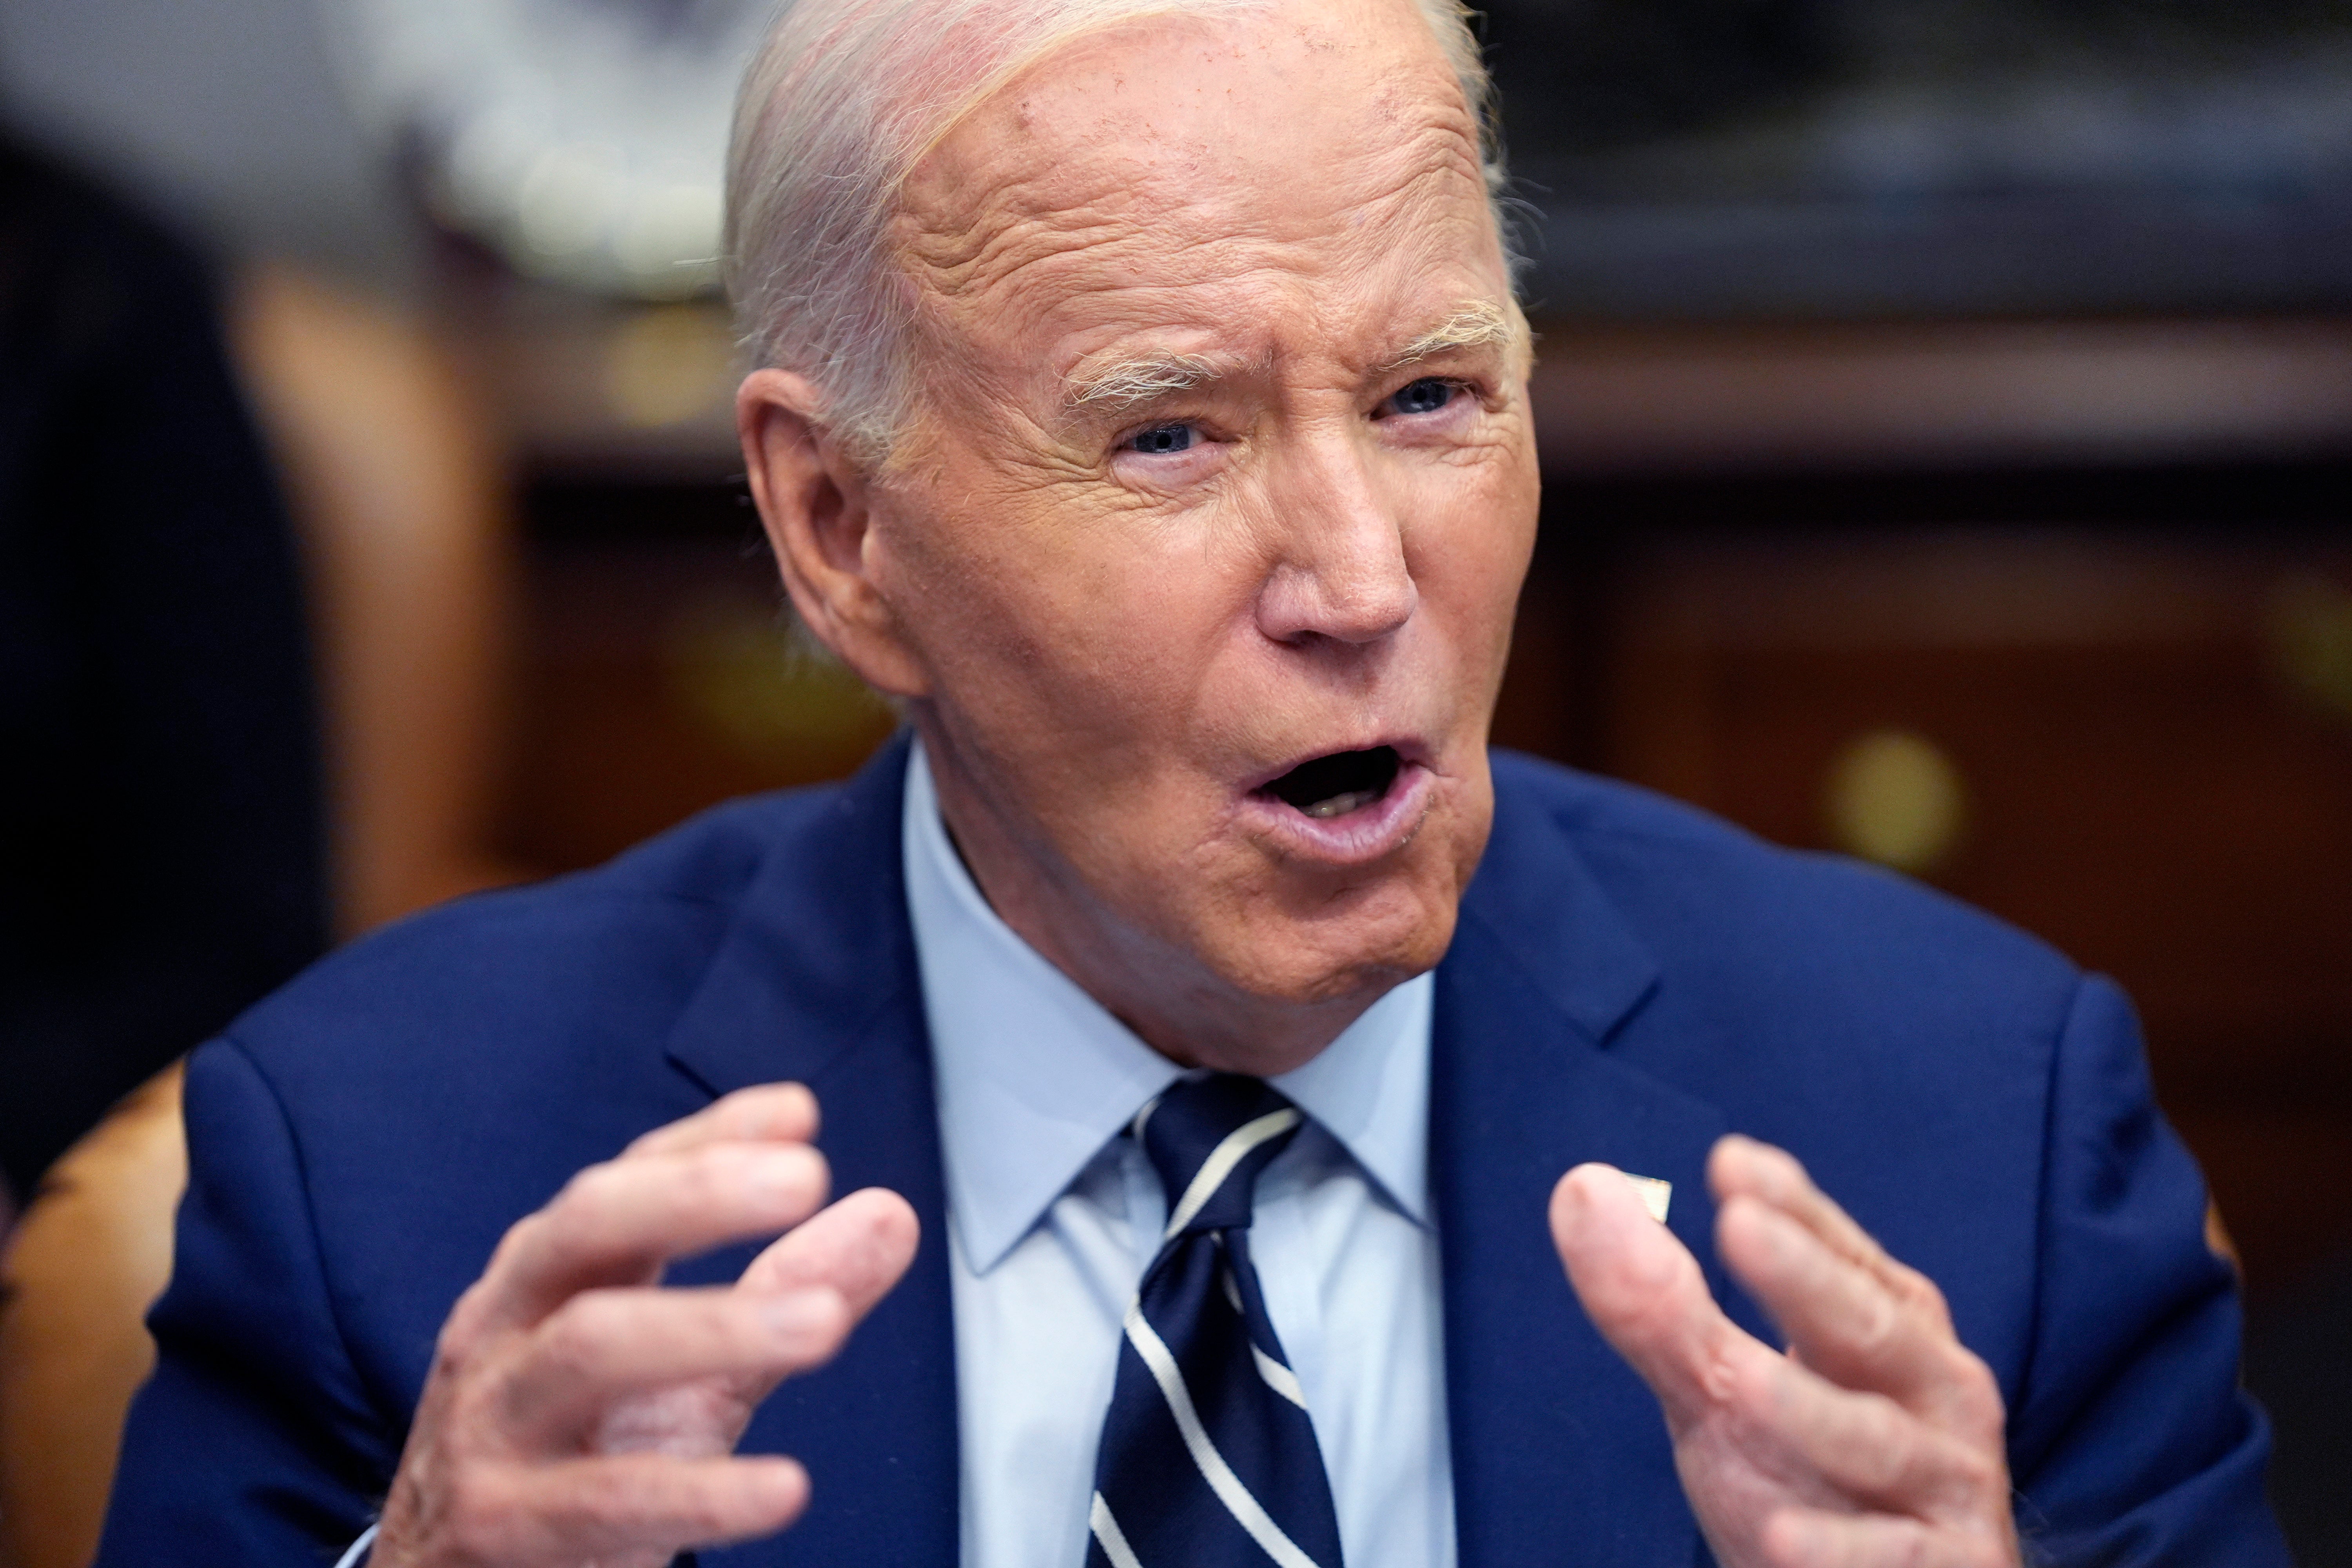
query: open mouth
[{"left": 1257, "top": 746, "right": 1403, "bottom": 820}]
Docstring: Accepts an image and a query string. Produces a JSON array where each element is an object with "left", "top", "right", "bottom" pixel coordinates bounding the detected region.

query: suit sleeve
[
  {"left": 2005, "top": 975, "right": 2290, "bottom": 1565},
  {"left": 95, "top": 1037, "right": 399, "bottom": 1565}
]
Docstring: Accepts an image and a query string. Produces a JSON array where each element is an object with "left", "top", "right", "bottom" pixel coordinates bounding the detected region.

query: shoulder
[
  {"left": 216, "top": 775, "right": 886, "bottom": 1147},
  {"left": 176, "top": 768, "right": 905, "bottom": 1406},
  {"left": 1484, "top": 748, "right": 2077, "bottom": 1016},
  {"left": 1477, "top": 753, "right": 2100, "bottom": 1387},
  {"left": 1477, "top": 750, "right": 2083, "bottom": 1249},
  {"left": 238, "top": 791, "right": 779, "bottom": 1030}
]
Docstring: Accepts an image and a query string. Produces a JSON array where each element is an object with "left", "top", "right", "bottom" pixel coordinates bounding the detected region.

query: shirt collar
[{"left": 903, "top": 738, "right": 1433, "bottom": 1275}]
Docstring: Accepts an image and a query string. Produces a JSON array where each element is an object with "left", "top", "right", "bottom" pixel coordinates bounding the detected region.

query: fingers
[
  {"left": 1759, "top": 1506, "right": 2017, "bottom": 1568},
  {"left": 381, "top": 1090, "right": 919, "bottom": 1568},
  {"left": 707, "top": 1188, "right": 923, "bottom": 1410},
  {"left": 1563, "top": 1141, "right": 2017, "bottom": 1563},
  {"left": 497, "top": 1285, "right": 853, "bottom": 1441},
  {"left": 430, "top": 1453, "right": 811, "bottom": 1565},
  {"left": 1550, "top": 1163, "right": 1764, "bottom": 1430},
  {"left": 1711, "top": 1136, "right": 1952, "bottom": 1330},
  {"left": 740, "top": 1186, "right": 922, "bottom": 1316},
  {"left": 625, "top": 1083, "right": 819, "bottom": 1158},
  {"left": 482, "top": 1190, "right": 920, "bottom": 1446},
  {"left": 1746, "top": 1350, "right": 2007, "bottom": 1522},
  {"left": 1723, "top": 1192, "right": 2002, "bottom": 1435},
  {"left": 476, "top": 1143, "right": 832, "bottom": 1333},
  {"left": 1554, "top": 1174, "right": 2006, "bottom": 1517},
  {"left": 490, "top": 1189, "right": 921, "bottom": 1444},
  {"left": 1710, "top": 1139, "right": 2002, "bottom": 1438}
]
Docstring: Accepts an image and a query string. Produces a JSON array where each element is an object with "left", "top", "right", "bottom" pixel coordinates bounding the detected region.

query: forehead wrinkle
[
  {"left": 910, "top": 160, "right": 1501, "bottom": 411},
  {"left": 893, "top": 39, "right": 1490, "bottom": 302},
  {"left": 895, "top": 187, "right": 1147, "bottom": 303},
  {"left": 910, "top": 138, "right": 1490, "bottom": 350}
]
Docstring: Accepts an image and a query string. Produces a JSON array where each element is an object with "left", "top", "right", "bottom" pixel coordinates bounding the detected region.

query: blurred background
[{"left": 0, "top": 0, "right": 2345, "bottom": 1562}]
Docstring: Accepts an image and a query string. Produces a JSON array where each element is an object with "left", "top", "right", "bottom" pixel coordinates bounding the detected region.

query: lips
[{"left": 1240, "top": 742, "right": 1434, "bottom": 866}]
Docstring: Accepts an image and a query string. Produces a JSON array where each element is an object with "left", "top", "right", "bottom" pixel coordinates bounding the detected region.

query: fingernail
[
  {"left": 768, "top": 1083, "right": 818, "bottom": 1134},
  {"left": 751, "top": 1147, "right": 817, "bottom": 1194},
  {"left": 1557, "top": 1165, "right": 1608, "bottom": 1220}
]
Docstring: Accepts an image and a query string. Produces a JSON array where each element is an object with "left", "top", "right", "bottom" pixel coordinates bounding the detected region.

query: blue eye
[
  {"left": 1127, "top": 423, "right": 1194, "bottom": 455},
  {"left": 1387, "top": 377, "right": 1455, "bottom": 416}
]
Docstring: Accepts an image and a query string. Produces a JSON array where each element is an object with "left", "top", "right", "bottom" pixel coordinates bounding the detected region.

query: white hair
[{"left": 723, "top": 0, "right": 1506, "bottom": 466}]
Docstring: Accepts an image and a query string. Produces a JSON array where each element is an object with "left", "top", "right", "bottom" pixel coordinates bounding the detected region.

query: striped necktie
[{"left": 1085, "top": 1074, "right": 1346, "bottom": 1568}]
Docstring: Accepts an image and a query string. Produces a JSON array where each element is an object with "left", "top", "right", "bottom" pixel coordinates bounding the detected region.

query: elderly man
[{"left": 99, "top": 0, "right": 2282, "bottom": 1564}]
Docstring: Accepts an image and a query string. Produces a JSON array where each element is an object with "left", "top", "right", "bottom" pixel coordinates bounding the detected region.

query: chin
[
  {"left": 1191, "top": 740, "right": 1492, "bottom": 1000},
  {"left": 1209, "top": 858, "right": 1468, "bottom": 1011},
  {"left": 1165, "top": 887, "right": 1458, "bottom": 1077}
]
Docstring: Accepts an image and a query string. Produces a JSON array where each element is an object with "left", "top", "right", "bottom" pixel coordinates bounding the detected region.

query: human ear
[{"left": 736, "top": 367, "right": 929, "bottom": 698}]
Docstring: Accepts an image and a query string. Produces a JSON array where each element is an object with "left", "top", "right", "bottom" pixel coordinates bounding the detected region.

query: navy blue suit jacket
[{"left": 100, "top": 739, "right": 2287, "bottom": 1565}]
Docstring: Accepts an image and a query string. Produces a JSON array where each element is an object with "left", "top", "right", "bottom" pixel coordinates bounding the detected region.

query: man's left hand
[{"left": 1551, "top": 1135, "right": 2020, "bottom": 1568}]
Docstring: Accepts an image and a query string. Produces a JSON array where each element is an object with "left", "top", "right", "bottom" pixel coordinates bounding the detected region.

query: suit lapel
[
  {"left": 662, "top": 735, "right": 961, "bottom": 1567},
  {"left": 1434, "top": 771, "right": 1728, "bottom": 1566}
]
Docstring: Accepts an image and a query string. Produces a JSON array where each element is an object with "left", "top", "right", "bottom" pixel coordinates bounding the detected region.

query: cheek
[
  {"left": 1406, "top": 456, "right": 1538, "bottom": 664},
  {"left": 1059, "top": 524, "right": 1283, "bottom": 757},
  {"left": 889, "top": 483, "right": 1252, "bottom": 739}
]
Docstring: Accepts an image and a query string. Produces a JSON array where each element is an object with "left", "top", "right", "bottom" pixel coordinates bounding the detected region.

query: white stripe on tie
[
  {"left": 1163, "top": 1109, "right": 1301, "bottom": 1240},
  {"left": 1122, "top": 1302, "right": 1325, "bottom": 1568},
  {"left": 1252, "top": 1343, "right": 1308, "bottom": 1408},
  {"left": 1091, "top": 1493, "right": 1147, "bottom": 1568},
  {"left": 330, "top": 1524, "right": 379, "bottom": 1568}
]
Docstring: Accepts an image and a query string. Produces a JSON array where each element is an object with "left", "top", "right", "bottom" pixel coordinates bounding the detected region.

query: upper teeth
[{"left": 1304, "top": 789, "right": 1379, "bottom": 820}]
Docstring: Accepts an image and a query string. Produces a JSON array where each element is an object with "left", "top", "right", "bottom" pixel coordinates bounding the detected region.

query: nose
[{"left": 1251, "top": 440, "right": 1418, "bottom": 647}]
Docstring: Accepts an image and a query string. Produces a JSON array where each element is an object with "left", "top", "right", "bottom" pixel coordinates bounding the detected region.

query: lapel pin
[{"left": 1622, "top": 1173, "right": 1672, "bottom": 1223}]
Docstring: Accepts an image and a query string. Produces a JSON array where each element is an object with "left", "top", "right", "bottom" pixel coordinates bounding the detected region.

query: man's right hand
[{"left": 372, "top": 1083, "right": 919, "bottom": 1568}]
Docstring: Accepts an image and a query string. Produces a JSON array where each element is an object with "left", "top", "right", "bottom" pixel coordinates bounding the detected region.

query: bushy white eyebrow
[
  {"left": 1060, "top": 298, "right": 1514, "bottom": 418},
  {"left": 1064, "top": 350, "right": 1221, "bottom": 413},
  {"left": 1373, "top": 299, "right": 1516, "bottom": 375}
]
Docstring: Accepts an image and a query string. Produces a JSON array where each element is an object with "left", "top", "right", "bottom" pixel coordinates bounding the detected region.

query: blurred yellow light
[
  {"left": 1825, "top": 729, "right": 1968, "bottom": 877},
  {"left": 602, "top": 305, "right": 735, "bottom": 430},
  {"left": 2267, "top": 575, "right": 2352, "bottom": 726}
]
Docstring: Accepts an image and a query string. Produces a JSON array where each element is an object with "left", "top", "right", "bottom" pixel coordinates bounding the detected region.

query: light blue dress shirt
[{"left": 901, "top": 740, "right": 1457, "bottom": 1568}]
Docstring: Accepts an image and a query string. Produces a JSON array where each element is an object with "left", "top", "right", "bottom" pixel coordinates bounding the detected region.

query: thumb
[{"left": 1550, "top": 1163, "right": 1746, "bottom": 1429}]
